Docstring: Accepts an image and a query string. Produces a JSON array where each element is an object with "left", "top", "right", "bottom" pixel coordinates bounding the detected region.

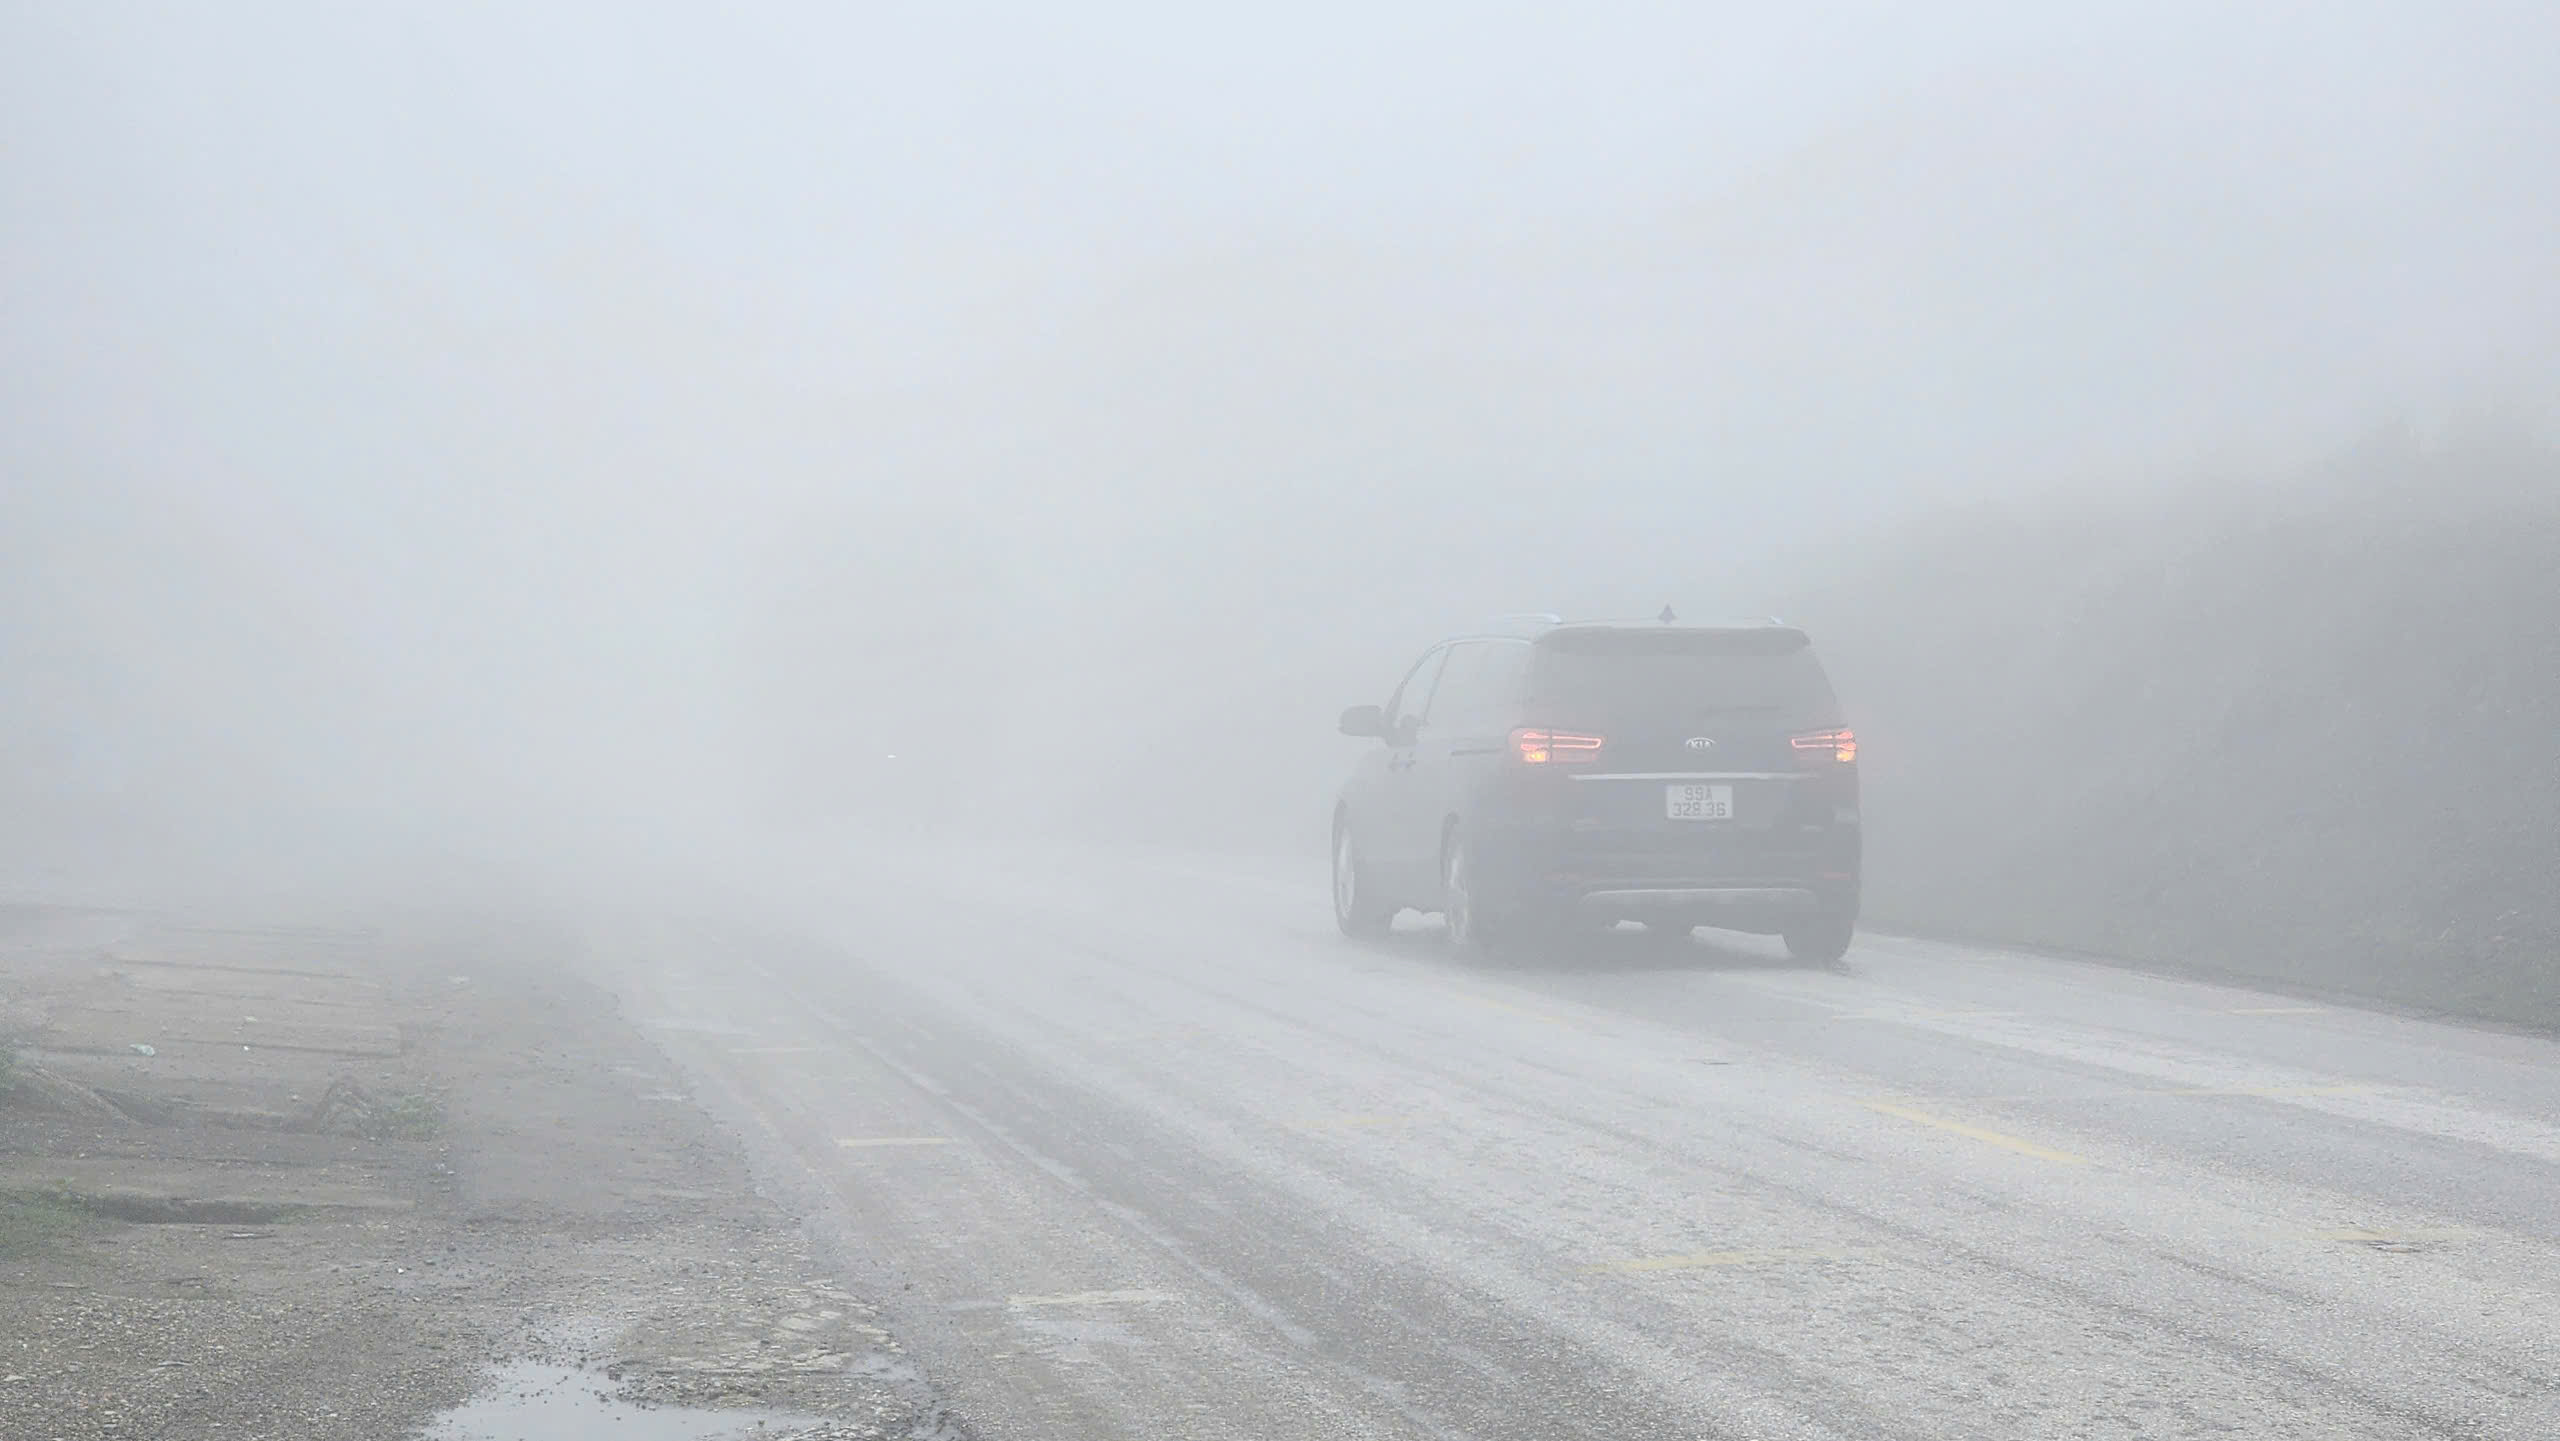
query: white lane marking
[
  {"left": 835, "top": 1136, "right": 957, "bottom": 1148},
  {"left": 2312, "top": 1226, "right": 2473, "bottom": 1244},
  {"left": 1006, "top": 1288, "right": 1179, "bottom": 1309},
  {"left": 1286, "top": 1113, "right": 1411, "bottom": 1131},
  {"left": 1774, "top": 1003, "right": 2560, "bottom": 1165},
  {"left": 2166, "top": 1084, "right": 2376, "bottom": 1098},
  {"left": 1589, "top": 1246, "right": 1883, "bottom": 1274}
]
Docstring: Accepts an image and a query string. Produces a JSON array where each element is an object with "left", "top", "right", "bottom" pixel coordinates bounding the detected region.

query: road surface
[{"left": 608, "top": 846, "right": 2560, "bottom": 1439}]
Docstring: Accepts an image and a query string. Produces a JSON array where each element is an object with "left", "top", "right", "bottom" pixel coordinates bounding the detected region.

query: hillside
[{"left": 1799, "top": 441, "right": 2560, "bottom": 1025}]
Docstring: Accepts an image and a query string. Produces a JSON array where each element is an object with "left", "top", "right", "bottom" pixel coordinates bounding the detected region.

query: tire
[
  {"left": 1443, "top": 831, "right": 1538, "bottom": 956},
  {"left": 1782, "top": 913, "right": 1856, "bottom": 966},
  {"left": 1442, "top": 832, "right": 1498, "bottom": 954},
  {"left": 1332, "top": 818, "right": 1396, "bottom": 938}
]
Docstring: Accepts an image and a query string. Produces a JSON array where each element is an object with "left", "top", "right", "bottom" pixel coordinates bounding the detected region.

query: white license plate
[{"left": 1665, "top": 783, "right": 1734, "bottom": 820}]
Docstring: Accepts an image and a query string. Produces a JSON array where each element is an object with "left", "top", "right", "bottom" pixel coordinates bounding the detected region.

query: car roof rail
[{"left": 1484, "top": 612, "right": 1563, "bottom": 633}]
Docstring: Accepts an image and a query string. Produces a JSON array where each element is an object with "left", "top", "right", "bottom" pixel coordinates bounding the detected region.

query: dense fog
[{"left": 6, "top": 3, "right": 2556, "bottom": 912}]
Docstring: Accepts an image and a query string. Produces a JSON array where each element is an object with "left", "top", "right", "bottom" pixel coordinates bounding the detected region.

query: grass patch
[
  {"left": 0, "top": 1190, "right": 96, "bottom": 1259},
  {"left": 376, "top": 1090, "right": 445, "bottom": 1140},
  {"left": 306, "top": 1078, "right": 447, "bottom": 1139}
]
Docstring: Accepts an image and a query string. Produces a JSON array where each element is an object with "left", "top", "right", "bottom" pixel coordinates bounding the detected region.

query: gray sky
[{"left": 6, "top": 2, "right": 2557, "bottom": 877}]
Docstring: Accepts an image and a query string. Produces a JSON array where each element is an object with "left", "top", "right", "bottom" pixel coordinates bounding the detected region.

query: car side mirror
[{"left": 1338, "top": 704, "right": 1386, "bottom": 739}]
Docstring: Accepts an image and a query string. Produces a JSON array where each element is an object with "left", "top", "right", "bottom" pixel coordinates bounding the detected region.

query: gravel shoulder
[{"left": 0, "top": 904, "right": 947, "bottom": 1441}]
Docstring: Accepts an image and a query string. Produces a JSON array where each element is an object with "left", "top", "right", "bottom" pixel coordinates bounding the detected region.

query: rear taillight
[
  {"left": 1791, "top": 728, "right": 1857, "bottom": 765},
  {"left": 1512, "top": 728, "right": 1605, "bottom": 764}
]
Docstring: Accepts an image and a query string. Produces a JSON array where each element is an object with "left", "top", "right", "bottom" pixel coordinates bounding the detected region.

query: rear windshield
[{"left": 1527, "top": 628, "right": 1839, "bottom": 723}]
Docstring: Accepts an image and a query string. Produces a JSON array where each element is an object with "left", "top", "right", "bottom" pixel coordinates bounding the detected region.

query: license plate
[{"left": 1665, "top": 783, "right": 1733, "bottom": 820}]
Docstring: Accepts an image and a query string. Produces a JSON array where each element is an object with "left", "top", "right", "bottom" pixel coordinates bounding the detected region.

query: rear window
[{"left": 1527, "top": 628, "right": 1839, "bottom": 723}]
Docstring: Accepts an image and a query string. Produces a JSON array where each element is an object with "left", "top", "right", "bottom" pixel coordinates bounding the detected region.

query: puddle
[{"left": 425, "top": 1362, "right": 827, "bottom": 1440}]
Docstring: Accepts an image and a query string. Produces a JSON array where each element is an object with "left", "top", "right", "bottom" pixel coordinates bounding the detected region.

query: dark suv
[{"left": 1331, "top": 619, "right": 1859, "bottom": 962}]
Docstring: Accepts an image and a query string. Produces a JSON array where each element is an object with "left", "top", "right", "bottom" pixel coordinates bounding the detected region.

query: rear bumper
[
  {"left": 1575, "top": 886, "right": 1822, "bottom": 914},
  {"left": 1470, "top": 819, "right": 1860, "bottom": 929}
]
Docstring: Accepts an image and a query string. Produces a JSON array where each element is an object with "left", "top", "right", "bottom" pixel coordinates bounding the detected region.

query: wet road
[{"left": 615, "top": 847, "right": 2560, "bottom": 1439}]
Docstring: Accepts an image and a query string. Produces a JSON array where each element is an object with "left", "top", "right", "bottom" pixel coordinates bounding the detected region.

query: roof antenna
[{"left": 1657, "top": 604, "right": 1678, "bottom": 624}]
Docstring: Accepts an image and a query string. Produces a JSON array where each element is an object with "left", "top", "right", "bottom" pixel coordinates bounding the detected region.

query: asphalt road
[{"left": 612, "top": 846, "right": 2560, "bottom": 1440}]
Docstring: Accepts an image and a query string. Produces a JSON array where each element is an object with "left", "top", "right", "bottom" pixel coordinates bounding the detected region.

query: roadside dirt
[{"left": 0, "top": 904, "right": 949, "bottom": 1440}]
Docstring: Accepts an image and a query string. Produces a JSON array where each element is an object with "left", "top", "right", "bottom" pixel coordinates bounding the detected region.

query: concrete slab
[
  {"left": 102, "top": 944, "right": 371, "bottom": 980},
  {"left": 0, "top": 1157, "right": 413, "bottom": 1220},
  {"left": 97, "top": 987, "right": 393, "bottom": 1033},
  {"left": 45, "top": 1006, "right": 402, "bottom": 1058},
  {"left": 119, "top": 964, "right": 386, "bottom": 1009},
  {"left": 24, "top": 1043, "right": 367, "bottom": 1126}
]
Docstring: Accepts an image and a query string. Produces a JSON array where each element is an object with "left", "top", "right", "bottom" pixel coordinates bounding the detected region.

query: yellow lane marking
[
  {"left": 1861, "top": 1101, "right": 2091, "bottom": 1165},
  {"left": 1006, "top": 1289, "right": 1178, "bottom": 1309},
  {"left": 2225, "top": 1006, "right": 2326, "bottom": 1015},
  {"left": 835, "top": 1136, "right": 957, "bottom": 1149},
  {"left": 2166, "top": 1084, "right": 2374, "bottom": 1098},
  {"left": 1588, "top": 1246, "right": 1882, "bottom": 1274}
]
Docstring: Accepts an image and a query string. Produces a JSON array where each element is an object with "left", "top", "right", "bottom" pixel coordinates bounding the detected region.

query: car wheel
[
  {"left": 1332, "top": 819, "right": 1395, "bottom": 937},
  {"left": 1782, "top": 914, "right": 1856, "bottom": 967},
  {"left": 1442, "top": 833, "right": 1485, "bottom": 952},
  {"left": 1442, "top": 832, "right": 1522, "bottom": 956}
]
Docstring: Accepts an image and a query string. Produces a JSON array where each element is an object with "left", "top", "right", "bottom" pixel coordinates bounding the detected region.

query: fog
[
  {"left": 10, "top": 15, "right": 2560, "bottom": 1432},
  {"left": 6, "top": 2, "right": 2557, "bottom": 901}
]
